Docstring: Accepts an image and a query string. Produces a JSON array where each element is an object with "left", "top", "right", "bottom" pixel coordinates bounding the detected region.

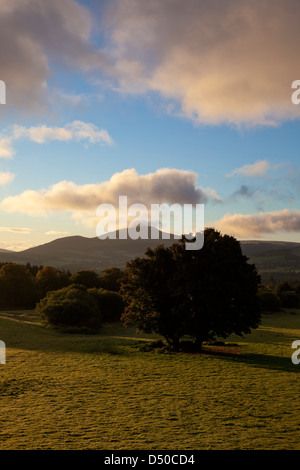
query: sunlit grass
[{"left": 0, "top": 309, "right": 299, "bottom": 449}]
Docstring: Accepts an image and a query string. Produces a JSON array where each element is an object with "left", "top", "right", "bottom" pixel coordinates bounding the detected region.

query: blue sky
[{"left": 0, "top": 0, "right": 299, "bottom": 250}]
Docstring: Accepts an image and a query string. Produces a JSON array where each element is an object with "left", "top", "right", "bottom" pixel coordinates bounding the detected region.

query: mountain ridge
[{"left": 0, "top": 230, "right": 299, "bottom": 279}]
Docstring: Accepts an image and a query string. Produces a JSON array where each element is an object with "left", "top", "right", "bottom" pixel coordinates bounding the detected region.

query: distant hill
[
  {"left": 0, "top": 230, "right": 299, "bottom": 279},
  {"left": 0, "top": 227, "right": 177, "bottom": 272},
  {"left": 240, "top": 240, "right": 300, "bottom": 280}
]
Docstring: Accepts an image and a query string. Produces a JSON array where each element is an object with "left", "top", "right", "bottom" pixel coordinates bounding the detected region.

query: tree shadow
[
  {"left": 205, "top": 347, "right": 299, "bottom": 373},
  {"left": 1, "top": 314, "right": 299, "bottom": 373}
]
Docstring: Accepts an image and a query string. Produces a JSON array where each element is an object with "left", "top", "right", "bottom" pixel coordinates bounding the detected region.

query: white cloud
[
  {"left": 0, "top": 227, "right": 33, "bottom": 234},
  {"left": 0, "top": 168, "right": 220, "bottom": 226},
  {"left": 0, "top": 121, "right": 113, "bottom": 164},
  {"left": 102, "top": 0, "right": 300, "bottom": 126},
  {"left": 1, "top": 0, "right": 300, "bottom": 126},
  {"left": 45, "top": 231, "right": 70, "bottom": 235},
  {"left": 214, "top": 209, "right": 300, "bottom": 238},
  {"left": 12, "top": 121, "right": 113, "bottom": 145},
  {"left": 227, "top": 160, "right": 278, "bottom": 178},
  {"left": 0, "top": 171, "right": 14, "bottom": 185},
  {"left": 0, "top": 138, "right": 14, "bottom": 159},
  {"left": 0, "top": 241, "right": 34, "bottom": 252},
  {"left": 0, "top": 0, "right": 110, "bottom": 113}
]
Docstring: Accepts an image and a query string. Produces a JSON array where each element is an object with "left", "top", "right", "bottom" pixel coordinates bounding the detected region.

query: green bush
[
  {"left": 279, "top": 291, "right": 299, "bottom": 309},
  {"left": 36, "top": 284, "right": 102, "bottom": 330},
  {"left": 258, "top": 290, "right": 281, "bottom": 312},
  {"left": 88, "top": 288, "right": 125, "bottom": 322}
]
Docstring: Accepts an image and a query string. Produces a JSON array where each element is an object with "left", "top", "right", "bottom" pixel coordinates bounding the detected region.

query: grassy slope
[{"left": 0, "top": 310, "right": 300, "bottom": 450}]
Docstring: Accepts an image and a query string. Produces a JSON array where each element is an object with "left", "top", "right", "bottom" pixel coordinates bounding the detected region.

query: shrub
[
  {"left": 88, "top": 288, "right": 125, "bottom": 322},
  {"left": 276, "top": 281, "right": 292, "bottom": 295},
  {"left": 36, "top": 284, "right": 102, "bottom": 330},
  {"left": 258, "top": 290, "right": 281, "bottom": 312},
  {"left": 279, "top": 291, "right": 299, "bottom": 309}
]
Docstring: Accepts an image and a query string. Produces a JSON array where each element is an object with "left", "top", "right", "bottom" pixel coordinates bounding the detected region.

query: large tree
[
  {"left": 121, "top": 228, "right": 261, "bottom": 350},
  {"left": 36, "top": 265, "right": 70, "bottom": 297},
  {"left": 0, "top": 263, "right": 38, "bottom": 309},
  {"left": 70, "top": 270, "right": 99, "bottom": 289}
]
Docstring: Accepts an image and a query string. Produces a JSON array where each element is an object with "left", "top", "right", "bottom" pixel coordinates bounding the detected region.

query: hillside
[
  {"left": 0, "top": 228, "right": 177, "bottom": 272},
  {"left": 241, "top": 240, "right": 300, "bottom": 280},
  {"left": 0, "top": 231, "right": 299, "bottom": 278}
]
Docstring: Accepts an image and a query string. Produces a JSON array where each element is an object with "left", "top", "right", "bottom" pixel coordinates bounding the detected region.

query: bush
[
  {"left": 279, "top": 291, "right": 299, "bottom": 309},
  {"left": 88, "top": 288, "right": 125, "bottom": 322},
  {"left": 276, "top": 281, "right": 292, "bottom": 295},
  {"left": 258, "top": 290, "right": 281, "bottom": 312},
  {"left": 36, "top": 284, "right": 102, "bottom": 330}
]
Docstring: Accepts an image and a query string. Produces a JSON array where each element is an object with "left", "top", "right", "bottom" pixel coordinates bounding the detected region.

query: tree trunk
[
  {"left": 194, "top": 337, "right": 203, "bottom": 351},
  {"left": 168, "top": 337, "right": 180, "bottom": 351}
]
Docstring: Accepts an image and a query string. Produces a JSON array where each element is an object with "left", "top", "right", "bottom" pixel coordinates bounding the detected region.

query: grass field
[{"left": 0, "top": 309, "right": 300, "bottom": 450}]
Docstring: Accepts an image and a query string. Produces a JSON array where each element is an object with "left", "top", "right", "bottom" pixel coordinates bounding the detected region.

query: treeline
[
  {"left": 0, "top": 263, "right": 125, "bottom": 326},
  {"left": 258, "top": 279, "right": 300, "bottom": 312},
  {"left": 2, "top": 230, "right": 300, "bottom": 343}
]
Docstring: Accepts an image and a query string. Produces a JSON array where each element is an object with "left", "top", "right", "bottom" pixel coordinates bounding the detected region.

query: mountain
[
  {"left": 240, "top": 240, "right": 300, "bottom": 280},
  {"left": 0, "top": 228, "right": 177, "bottom": 272},
  {"left": 0, "top": 230, "right": 299, "bottom": 279}
]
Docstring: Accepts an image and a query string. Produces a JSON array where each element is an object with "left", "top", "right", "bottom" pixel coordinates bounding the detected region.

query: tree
[
  {"left": 0, "top": 263, "right": 38, "bottom": 309},
  {"left": 70, "top": 270, "right": 99, "bottom": 289},
  {"left": 98, "top": 267, "right": 124, "bottom": 292},
  {"left": 36, "top": 284, "right": 102, "bottom": 330},
  {"left": 276, "top": 281, "right": 292, "bottom": 295},
  {"left": 121, "top": 228, "right": 261, "bottom": 350},
  {"left": 258, "top": 290, "right": 281, "bottom": 312},
  {"left": 88, "top": 288, "right": 125, "bottom": 322},
  {"left": 279, "top": 291, "right": 299, "bottom": 308},
  {"left": 36, "top": 266, "right": 70, "bottom": 298}
]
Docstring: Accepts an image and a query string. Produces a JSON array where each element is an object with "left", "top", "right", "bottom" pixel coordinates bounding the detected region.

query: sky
[{"left": 0, "top": 0, "right": 300, "bottom": 251}]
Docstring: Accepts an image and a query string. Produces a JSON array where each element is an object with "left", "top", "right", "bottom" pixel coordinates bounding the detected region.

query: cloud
[
  {"left": 1, "top": 0, "right": 300, "bottom": 126},
  {"left": 102, "top": 0, "right": 300, "bottom": 126},
  {"left": 0, "top": 171, "right": 15, "bottom": 185},
  {"left": 11, "top": 121, "right": 113, "bottom": 145},
  {"left": 229, "top": 184, "right": 257, "bottom": 201},
  {"left": 0, "top": 121, "right": 113, "bottom": 162},
  {"left": 0, "top": 168, "right": 220, "bottom": 225},
  {"left": 0, "top": 138, "right": 14, "bottom": 159},
  {"left": 227, "top": 160, "right": 279, "bottom": 178},
  {"left": 0, "top": 227, "right": 33, "bottom": 234},
  {"left": 214, "top": 209, "right": 300, "bottom": 238},
  {"left": 45, "top": 231, "right": 70, "bottom": 236},
  {"left": 0, "top": 0, "right": 110, "bottom": 113}
]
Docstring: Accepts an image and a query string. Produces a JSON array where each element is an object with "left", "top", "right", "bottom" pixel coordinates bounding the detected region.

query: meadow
[{"left": 0, "top": 309, "right": 299, "bottom": 450}]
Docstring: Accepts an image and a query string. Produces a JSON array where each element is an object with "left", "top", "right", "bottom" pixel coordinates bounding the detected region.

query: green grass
[{"left": 0, "top": 309, "right": 300, "bottom": 450}]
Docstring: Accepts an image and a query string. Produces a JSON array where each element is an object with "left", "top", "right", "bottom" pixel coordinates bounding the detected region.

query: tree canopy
[
  {"left": 121, "top": 228, "right": 261, "bottom": 350},
  {"left": 0, "top": 263, "right": 38, "bottom": 309},
  {"left": 36, "top": 284, "right": 102, "bottom": 330}
]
